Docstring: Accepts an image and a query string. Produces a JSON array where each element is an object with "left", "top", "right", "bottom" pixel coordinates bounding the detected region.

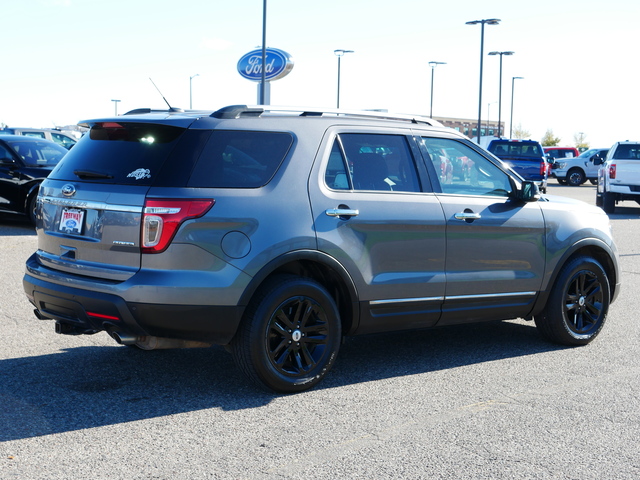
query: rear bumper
[{"left": 23, "top": 256, "right": 245, "bottom": 345}]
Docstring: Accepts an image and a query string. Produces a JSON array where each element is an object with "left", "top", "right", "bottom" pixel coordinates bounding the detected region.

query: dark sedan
[{"left": 0, "top": 135, "right": 68, "bottom": 223}]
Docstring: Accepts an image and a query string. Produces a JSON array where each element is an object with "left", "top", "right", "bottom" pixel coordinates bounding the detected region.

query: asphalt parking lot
[{"left": 1, "top": 183, "right": 638, "bottom": 479}]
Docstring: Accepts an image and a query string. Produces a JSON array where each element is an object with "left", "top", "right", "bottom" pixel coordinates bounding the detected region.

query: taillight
[
  {"left": 541, "top": 162, "right": 548, "bottom": 176},
  {"left": 141, "top": 199, "right": 214, "bottom": 254},
  {"left": 609, "top": 164, "right": 616, "bottom": 179}
]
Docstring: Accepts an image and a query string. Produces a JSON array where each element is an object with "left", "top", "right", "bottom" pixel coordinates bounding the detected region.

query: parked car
[
  {"left": 596, "top": 141, "right": 640, "bottom": 213},
  {"left": 23, "top": 105, "right": 620, "bottom": 393},
  {"left": 544, "top": 146, "right": 580, "bottom": 160},
  {"left": 486, "top": 138, "right": 548, "bottom": 193},
  {"left": 0, "top": 127, "right": 78, "bottom": 149},
  {"left": 552, "top": 148, "right": 609, "bottom": 186},
  {"left": 0, "top": 135, "right": 68, "bottom": 223}
]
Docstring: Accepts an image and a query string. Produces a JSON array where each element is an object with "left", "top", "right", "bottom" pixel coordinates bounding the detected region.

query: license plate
[{"left": 58, "top": 208, "right": 85, "bottom": 234}]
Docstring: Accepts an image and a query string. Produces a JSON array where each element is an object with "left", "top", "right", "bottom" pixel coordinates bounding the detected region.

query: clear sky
[{"left": 2, "top": 0, "right": 637, "bottom": 147}]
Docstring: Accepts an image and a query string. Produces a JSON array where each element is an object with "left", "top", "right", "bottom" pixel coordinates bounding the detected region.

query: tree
[
  {"left": 574, "top": 132, "right": 590, "bottom": 151},
  {"left": 512, "top": 123, "right": 531, "bottom": 139},
  {"left": 541, "top": 129, "right": 561, "bottom": 146}
]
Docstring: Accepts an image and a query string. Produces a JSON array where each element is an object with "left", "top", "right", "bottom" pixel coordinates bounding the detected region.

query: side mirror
[
  {"left": 514, "top": 180, "right": 540, "bottom": 202},
  {"left": 592, "top": 155, "right": 603, "bottom": 165}
]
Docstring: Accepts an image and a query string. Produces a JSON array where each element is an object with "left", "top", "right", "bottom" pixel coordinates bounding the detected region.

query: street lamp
[
  {"left": 260, "top": 0, "right": 267, "bottom": 105},
  {"left": 111, "top": 99, "right": 120, "bottom": 116},
  {"left": 428, "top": 61, "right": 447, "bottom": 118},
  {"left": 334, "top": 49, "right": 354, "bottom": 108},
  {"left": 488, "top": 51, "right": 514, "bottom": 136},
  {"left": 189, "top": 74, "right": 199, "bottom": 109},
  {"left": 466, "top": 18, "right": 501, "bottom": 143},
  {"left": 510, "top": 76, "right": 524, "bottom": 139}
]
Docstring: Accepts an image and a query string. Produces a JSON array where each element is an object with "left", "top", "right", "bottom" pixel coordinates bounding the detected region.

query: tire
[
  {"left": 595, "top": 193, "right": 603, "bottom": 207},
  {"left": 567, "top": 168, "right": 585, "bottom": 186},
  {"left": 602, "top": 191, "right": 616, "bottom": 214},
  {"left": 590, "top": 179, "right": 598, "bottom": 185},
  {"left": 535, "top": 256, "right": 610, "bottom": 346},
  {"left": 27, "top": 193, "right": 38, "bottom": 225},
  {"left": 231, "top": 274, "right": 342, "bottom": 393},
  {"left": 557, "top": 179, "right": 567, "bottom": 185}
]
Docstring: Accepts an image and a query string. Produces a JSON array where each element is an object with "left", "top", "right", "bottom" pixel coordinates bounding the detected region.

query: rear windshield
[
  {"left": 612, "top": 144, "right": 640, "bottom": 160},
  {"left": 48, "top": 122, "right": 186, "bottom": 185},
  {"left": 489, "top": 141, "right": 543, "bottom": 158},
  {"left": 187, "top": 130, "right": 293, "bottom": 188}
]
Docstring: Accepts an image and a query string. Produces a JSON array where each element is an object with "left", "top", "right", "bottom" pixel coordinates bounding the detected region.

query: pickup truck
[
  {"left": 596, "top": 141, "right": 640, "bottom": 214},
  {"left": 486, "top": 138, "right": 548, "bottom": 193}
]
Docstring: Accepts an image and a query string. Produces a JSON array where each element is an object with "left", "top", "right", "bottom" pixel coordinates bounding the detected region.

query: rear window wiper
[{"left": 73, "top": 170, "right": 114, "bottom": 179}]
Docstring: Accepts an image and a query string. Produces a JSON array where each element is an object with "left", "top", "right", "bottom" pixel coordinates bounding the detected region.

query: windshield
[
  {"left": 7, "top": 139, "right": 67, "bottom": 166},
  {"left": 578, "top": 148, "right": 599, "bottom": 158}
]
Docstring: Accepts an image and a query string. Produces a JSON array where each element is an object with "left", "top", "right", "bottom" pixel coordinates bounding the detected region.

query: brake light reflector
[
  {"left": 141, "top": 199, "right": 214, "bottom": 254},
  {"left": 609, "top": 164, "right": 616, "bottom": 179}
]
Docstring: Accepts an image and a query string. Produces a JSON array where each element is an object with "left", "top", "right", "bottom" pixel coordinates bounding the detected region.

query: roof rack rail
[{"left": 210, "top": 105, "right": 441, "bottom": 126}]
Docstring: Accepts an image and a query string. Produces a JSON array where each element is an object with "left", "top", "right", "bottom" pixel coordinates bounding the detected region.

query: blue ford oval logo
[
  {"left": 237, "top": 48, "right": 294, "bottom": 82},
  {"left": 61, "top": 184, "right": 76, "bottom": 197}
]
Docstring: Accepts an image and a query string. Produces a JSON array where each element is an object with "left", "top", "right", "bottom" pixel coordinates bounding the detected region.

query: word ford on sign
[{"left": 237, "top": 48, "right": 294, "bottom": 82}]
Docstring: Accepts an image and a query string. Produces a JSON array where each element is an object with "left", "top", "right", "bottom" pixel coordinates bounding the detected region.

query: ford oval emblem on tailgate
[{"left": 61, "top": 184, "right": 76, "bottom": 197}]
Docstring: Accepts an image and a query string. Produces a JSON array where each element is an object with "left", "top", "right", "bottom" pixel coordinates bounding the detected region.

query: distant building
[{"left": 434, "top": 116, "right": 504, "bottom": 139}]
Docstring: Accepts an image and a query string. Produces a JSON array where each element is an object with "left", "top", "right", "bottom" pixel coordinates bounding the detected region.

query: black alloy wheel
[
  {"left": 567, "top": 168, "right": 585, "bottom": 186},
  {"left": 535, "top": 256, "right": 610, "bottom": 345},
  {"left": 232, "top": 275, "right": 341, "bottom": 393}
]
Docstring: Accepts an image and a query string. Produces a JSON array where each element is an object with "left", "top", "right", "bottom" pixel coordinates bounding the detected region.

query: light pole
[
  {"left": 488, "top": 51, "right": 514, "bottom": 137},
  {"left": 260, "top": 0, "right": 267, "bottom": 105},
  {"left": 189, "top": 74, "right": 199, "bottom": 109},
  {"left": 111, "top": 99, "right": 120, "bottom": 116},
  {"left": 510, "top": 76, "right": 524, "bottom": 139},
  {"left": 466, "top": 18, "right": 501, "bottom": 143},
  {"left": 334, "top": 49, "right": 354, "bottom": 108},
  {"left": 429, "top": 61, "right": 446, "bottom": 118}
]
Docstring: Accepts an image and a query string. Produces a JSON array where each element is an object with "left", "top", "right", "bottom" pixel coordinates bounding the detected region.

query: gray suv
[{"left": 23, "top": 105, "right": 620, "bottom": 392}]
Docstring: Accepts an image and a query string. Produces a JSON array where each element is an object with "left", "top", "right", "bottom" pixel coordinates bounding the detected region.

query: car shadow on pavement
[
  {"left": 0, "top": 216, "right": 36, "bottom": 236},
  {"left": 0, "top": 319, "right": 563, "bottom": 442}
]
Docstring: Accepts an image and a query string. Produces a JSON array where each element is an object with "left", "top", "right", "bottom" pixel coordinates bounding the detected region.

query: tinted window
[
  {"left": 490, "top": 141, "right": 543, "bottom": 158},
  {"left": 421, "top": 137, "right": 512, "bottom": 197},
  {"left": 48, "top": 123, "right": 186, "bottom": 185},
  {"left": 325, "top": 133, "right": 420, "bottom": 192},
  {"left": 188, "top": 130, "right": 293, "bottom": 188},
  {"left": 613, "top": 144, "right": 640, "bottom": 160},
  {"left": 6, "top": 139, "right": 67, "bottom": 166}
]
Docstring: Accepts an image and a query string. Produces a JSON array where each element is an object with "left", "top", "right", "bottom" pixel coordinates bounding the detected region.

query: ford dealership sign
[{"left": 237, "top": 48, "right": 294, "bottom": 82}]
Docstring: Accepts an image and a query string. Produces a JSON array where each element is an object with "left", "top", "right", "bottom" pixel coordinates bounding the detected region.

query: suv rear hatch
[{"left": 36, "top": 119, "right": 204, "bottom": 281}]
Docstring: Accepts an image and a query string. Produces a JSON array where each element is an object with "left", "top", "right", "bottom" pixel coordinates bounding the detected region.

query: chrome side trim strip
[
  {"left": 445, "top": 291, "right": 536, "bottom": 301},
  {"left": 370, "top": 291, "right": 535, "bottom": 306},
  {"left": 370, "top": 296, "right": 444, "bottom": 306},
  {"left": 41, "top": 196, "right": 143, "bottom": 213}
]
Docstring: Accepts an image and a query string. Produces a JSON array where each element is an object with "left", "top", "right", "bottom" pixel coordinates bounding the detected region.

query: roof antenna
[{"left": 149, "top": 78, "right": 182, "bottom": 112}]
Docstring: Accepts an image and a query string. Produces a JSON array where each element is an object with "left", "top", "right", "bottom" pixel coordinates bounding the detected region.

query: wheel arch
[
  {"left": 532, "top": 239, "right": 619, "bottom": 315},
  {"left": 238, "top": 250, "right": 360, "bottom": 335}
]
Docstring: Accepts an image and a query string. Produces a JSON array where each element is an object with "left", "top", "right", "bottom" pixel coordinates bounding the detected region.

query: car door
[
  {"left": 418, "top": 136, "right": 546, "bottom": 325},
  {"left": 0, "top": 142, "right": 27, "bottom": 213},
  {"left": 308, "top": 129, "right": 446, "bottom": 335}
]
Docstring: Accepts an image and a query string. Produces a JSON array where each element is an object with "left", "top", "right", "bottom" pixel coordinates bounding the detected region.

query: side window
[
  {"left": 188, "top": 130, "right": 293, "bottom": 188},
  {"left": 324, "top": 133, "right": 421, "bottom": 192},
  {"left": 420, "top": 137, "right": 513, "bottom": 197}
]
